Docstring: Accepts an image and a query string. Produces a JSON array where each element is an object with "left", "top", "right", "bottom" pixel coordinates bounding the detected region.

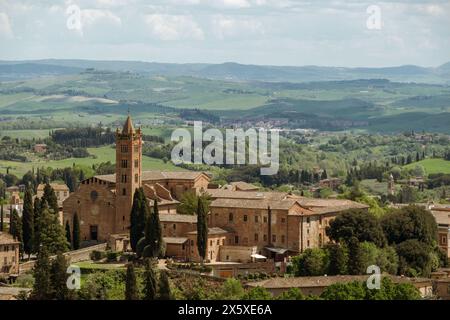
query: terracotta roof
[
  {"left": 209, "top": 198, "right": 310, "bottom": 212},
  {"left": 94, "top": 174, "right": 116, "bottom": 183},
  {"left": 122, "top": 115, "right": 135, "bottom": 134},
  {"left": 230, "top": 181, "right": 260, "bottom": 191},
  {"left": 95, "top": 171, "right": 209, "bottom": 183},
  {"left": 187, "top": 227, "right": 229, "bottom": 235},
  {"left": 37, "top": 183, "right": 69, "bottom": 191},
  {"left": 431, "top": 210, "right": 450, "bottom": 225},
  {"left": 310, "top": 204, "right": 369, "bottom": 214},
  {"left": 247, "top": 275, "right": 431, "bottom": 289},
  {"left": 205, "top": 189, "right": 288, "bottom": 201},
  {"left": 297, "top": 198, "right": 368, "bottom": 209},
  {"left": 0, "top": 232, "right": 20, "bottom": 245},
  {"left": 163, "top": 237, "right": 188, "bottom": 244},
  {"left": 160, "top": 214, "right": 197, "bottom": 223}
]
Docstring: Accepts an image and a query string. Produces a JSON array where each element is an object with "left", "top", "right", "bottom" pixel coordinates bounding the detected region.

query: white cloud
[
  {"left": 0, "top": 12, "right": 13, "bottom": 39},
  {"left": 144, "top": 14, "right": 204, "bottom": 41},
  {"left": 82, "top": 9, "right": 122, "bottom": 27},
  {"left": 212, "top": 15, "right": 264, "bottom": 39}
]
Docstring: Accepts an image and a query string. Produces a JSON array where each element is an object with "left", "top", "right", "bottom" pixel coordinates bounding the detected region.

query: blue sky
[{"left": 0, "top": 0, "right": 449, "bottom": 67}]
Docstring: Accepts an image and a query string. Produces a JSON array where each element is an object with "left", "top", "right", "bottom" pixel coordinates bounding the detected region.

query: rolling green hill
[{"left": 404, "top": 158, "right": 450, "bottom": 175}]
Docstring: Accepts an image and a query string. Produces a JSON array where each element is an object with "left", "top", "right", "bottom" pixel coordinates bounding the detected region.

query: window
[
  {"left": 173, "top": 224, "right": 176, "bottom": 230},
  {"left": 234, "top": 236, "right": 239, "bottom": 244},
  {"left": 210, "top": 240, "right": 213, "bottom": 246},
  {"left": 190, "top": 240, "right": 194, "bottom": 246},
  {"left": 263, "top": 216, "right": 267, "bottom": 223},
  {"left": 121, "top": 159, "right": 128, "bottom": 168},
  {"left": 281, "top": 235, "right": 285, "bottom": 243},
  {"left": 121, "top": 174, "right": 127, "bottom": 183},
  {"left": 255, "top": 216, "right": 259, "bottom": 223},
  {"left": 217, "top": 239, "right": 220, "bottom": 245},
  {"left": 281, "top": 218, "right": 286, "bottom": 223},
  {"left": 441, "top": 235, "right": 447, "bottom": 245},
  {"left": 229, "top": 212, "right": 233, "bottom": 222},
  {"left": 254, "top": 233, "right": 259, "bottom": 241},
  {"left": 243, "top": 215, "right": 247, "bottom": 222},
  {"left": 123, "top": 216, "right": 125, "bottom": 221},
  {"left": 272, "top": 235, "right": 276, "bottom": 243},
  {"left": 134, "top": 159, "right": 139, "bottom": 168},
  {"left": 307, "top": 229, "right": 309, "bottom": 235},
  {"left": 122, "top": 188, "right": 126, "bottom": 196},
  {"left": 307, "top": 240, "right": 310, "bottom": 247},
  {"left": 319, "top": 216, "right": 323, "bottom": 225},
  {"left": 135, "top": 174, "right": 139, "bottom": 183},
  {"left": 306, "top": 217, "right": 310, "bottom": 224},
  {"left": 121, "top": 145, "right": 128, "bottom": 153},
  {"left": 263, "top": 234, "right": 267, "bottom": 241},
  {"left": 163, "top": 224, "right": 166, "bottom": 229}
]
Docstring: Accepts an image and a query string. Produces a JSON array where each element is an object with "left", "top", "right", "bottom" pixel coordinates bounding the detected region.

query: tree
[
  {"left": 347, "top": 237, "right": 366, "bottom": 275},
  {"left": 326, "top": 209, "right": 386, "bottom": 247},
  {"left": 243, "top": 286, "right": 272, "bottom": 300},
  {"left": 218, "top": 278, "right": 245, "bottom": 300},
  {"left": 65, "top": 221, "right": 72, "bottom": 249},
  {"left": 381, "top": 205, "right": 437, "bottom": 246},
  {"left": 276, "top": 288, "right": 305, "bottom": 300},
  {"left": 38, "top": 202, "right": 69, "bottom": 254},
  {"left": 326, "top": 243, "right": 348, "bottom": 275},
  {"left": 22, "top": 186, "right": 34, "bottom": 258},
  {"left": 139, "top": 199, "right": 164, "bottom": 258},
  {"left": 320, "top": 281, "right": 366, "bottom": 300},
  {"left": 196, "top": 196, "right": 208, "bottom": 264},
  {"left": 10, "top": 209, "right": 23, "bottom": 257},
  {"left": 158, "top": 271, "right": 172, "bottom": 300},
  {"left": 33, "top": 197, "right": 42, "bottom": 252},
  {"left": 31, "top": 247, "right": 52, "bottom": 300},
  {"left": 72, "top": 213, "right": 80, "bottom": 250},
  {"left": 50, "top": 253, "right": 72, "bottom": 300},
  {"left": 292, "top": 248, "right": 328, "bottom": 276},
  {"left": 130, "top": 188, "right": 146, "bottom": 251},
  {"left": 321, "top": 169, "right": 328, "bottom": 180},
  {"left": 396, "top": 239, "right": 434, "bottom": 277},
  {"left": 177, "top": 191, "right": 211, "bottom": 215},
  {"left": 42, "top": 183, "right": 58, "bottom": 214},
  {"left": 142, "top": 258, "right": 157, "bottom": 300},
  {"left": 125, "top": 263, "right": 139, "bottom": 300}
]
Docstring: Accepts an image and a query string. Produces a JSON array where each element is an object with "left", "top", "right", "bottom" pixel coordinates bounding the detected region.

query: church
[{"left": 62, "top": 115, "right": 210, "bottom": 243}]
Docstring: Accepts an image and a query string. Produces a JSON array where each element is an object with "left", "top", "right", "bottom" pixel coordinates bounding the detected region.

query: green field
[
  {"left": 404, "top": 158, "right": 450, "bottom": 175},
  {"left": 0, "top": 129, "right": 54, "bottom": 139},
  {"left": 0, "top": 145, "right": 182, "bottom": 177}
]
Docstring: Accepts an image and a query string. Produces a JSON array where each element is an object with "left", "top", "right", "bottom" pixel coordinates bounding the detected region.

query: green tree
[
  {"left": 276, "top": 288, "right": 306, "bottom": 300},
  {"left": 125, "top": 263, "right": 139, "bottom": 300},
  {"left": 42, "top": 183, "right": 59, "bottom": 214},
  {"left": 65, "top": 220, "right": 72, "bottom": 249},
  {"left": 22, "top": 186, "right": 34, "bottom": 258},
  {"left": 320, "top": 281, "right": 366, "bottom": 300},
  {"left": 196, "top": 196, "right": 208, "bottom": 264},
  {"left": 158, "top": 271, "right": 172, "bottom": 300},
  {"left": 326, "top": 209, "right": 386, "bottom": 247},
  {"left": 396, "top": 239, "right": 434, "bottom": 277},
  {"left": 30, "top": 247, "right": 52, "bottom": 300},
  {"left": 243, "top": 286, "right": 272, "bottom": 300},
  {"left": 292, "top": 248, "right": 329, "bottom": 276},
  {"left": 33, "top": 197, "right": 42, "bottom": 252},
  {"left": 50, "top": 253, "right": 72, "bottom": 300},
  {"left": 218, "top": 278, "right": 245, "bottom": 300},
  {"left": 10, "top": 209, "right": 23, "bottom": 257},
  {"left": 325, "top": 243, "right": 348, "bottom": 275},
  {"left": 142, "top": 258, "right": 157, "bottom": 300},
  {"left": 347, "top": 237, "right": 366, "bottom": 275},
  {"left": 177, "top": 191, "right": 211, "bottom": 215},
  {"left": 130, "top": 188, "right": 145, "bottom": 251},
  {"left": 72, "top": 213, "right": 80, "bottom": 250},
  {"left": 38, "top": 202, "right": 69, "bottom": 254},
  {"left": 139, "top": 200, "right": 164, "bottom": 258}
]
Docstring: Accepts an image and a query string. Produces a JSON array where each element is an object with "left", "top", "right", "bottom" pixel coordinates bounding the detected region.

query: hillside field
[{"left": 404, "top": 158, "right": 450, "bottom": 175}]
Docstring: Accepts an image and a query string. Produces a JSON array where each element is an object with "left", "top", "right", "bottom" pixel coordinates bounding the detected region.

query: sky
[{"left": 0, "top": 0, "right": 449, "bottom": 67}]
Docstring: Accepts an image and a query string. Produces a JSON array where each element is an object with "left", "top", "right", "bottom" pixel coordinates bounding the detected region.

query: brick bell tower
[{"left": 115, "top": 114, "right": 142, "bottom": 233}]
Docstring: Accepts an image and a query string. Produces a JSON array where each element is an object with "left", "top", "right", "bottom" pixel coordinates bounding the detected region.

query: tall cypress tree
[
  {"left": 72, "top": 213, "right": 80, "bottom": 250},
  {"left": 39, "top": 202, "right": 69, "bottom": 255},
  {"left": 10, "top": 209, "right": 23, "bottom": 258},
  {"left": 43, "top": 183, "right": 59, "bottom": 215},
  {"left": 33, "top": 197, "right": 42, "bottom": 253},
  {"left": 0, "top": 200, "right": 4, "bottom": 232},
  {"left": 31, "top": 247, "right": 52, "bottom": 300},
  {"left": 130, "top": 188, "right": 143, "bottom": 251},
  {"left": 150, "top": 199, "right": 163, "bottom": 258},
  {"left": 125, "top": 263, "right": 139, "bottom": 300},
  {"left": 142, "top": 258, "right": 157, "bottom": 300},
  {"left": 22, "top": 186, "right": 34, "bottom": 258},
  {"left": 196, "top": 197, "right": 208, "bottom": 264},
  {"left": 158, "top": 271, "right": 172, "bottom": 300},
  {"left": 51, "top": 252, "right": 72, "bottom": 300},
  {"left": 65, "top": 221, "right": 72, "bottom": 250}
]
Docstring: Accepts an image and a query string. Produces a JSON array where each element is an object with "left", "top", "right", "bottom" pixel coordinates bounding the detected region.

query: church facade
[{"left": 62, "top": 116, "right": 210, "bottom": 243}]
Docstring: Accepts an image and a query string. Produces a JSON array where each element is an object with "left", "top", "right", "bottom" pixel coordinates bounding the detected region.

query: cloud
[
  {"left": 82, "top": 9, "right": 122, "bottom": 27},
  {"left": 144, "top": 14, "right": 204, "bottom": 41},
  {"left": 0, "top": 12, "right": 13, "bottom": 39},
  {"left": 211, "top": 15, "right": 264, "bottom": 39}
]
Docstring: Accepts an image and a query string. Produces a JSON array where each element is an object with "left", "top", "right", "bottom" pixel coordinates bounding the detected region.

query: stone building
[
  {"left": 0, "top": 232, "right": 20, "bottom": 280},
  {"left": 37, "top": 183, "right": 70, "bottom": 207},
  {"left": 63, "top": 115, "right": 210, "bottom": 244}
]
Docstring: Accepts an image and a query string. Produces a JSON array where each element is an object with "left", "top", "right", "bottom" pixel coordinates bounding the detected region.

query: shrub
[
  {"left": 90, "top": 250, "right": 106, "bottom": 261},
  {"left": 106, "top": 251, "right": 119, "bottom": 263}
]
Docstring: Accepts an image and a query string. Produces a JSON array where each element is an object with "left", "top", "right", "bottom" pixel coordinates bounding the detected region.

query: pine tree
[
  {"left": 197, "top": 197, "right": 208, "bottom": 264},
  {"left": 72, "top": 213, "right": 80, "bottom": 250},
  {"left": 158, "top": 271, "right": 172, "bottom": 300},
  {"left": 22, "top": 186, "right": 34, "bottom": 258},
  {"left": 39, "top": 202, "right": 69, "bottom": 255},
  {"left": 42, "top": 183, "right": 59, "bottom": 214},
  {"left": 51, "top": 252, "right": 72, "bottom": 300},
  {"left": 125, "top": 263, "right": 139, "bottom": 300},
  {"left": 33, "top": 197, "right": 42, "bottom": 252},
  {"left": 31, "top": 247, "right": 52, "bottom": 300},
  {"left": 65, "top": 221, "right": 72, "bottom": 249},
  {"left": 142, "top": 258, "right": 157, "bottom": 300}
]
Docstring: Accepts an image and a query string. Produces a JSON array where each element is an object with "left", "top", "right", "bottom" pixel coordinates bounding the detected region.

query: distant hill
[{"left": 0, "top": 59, "right": 449, "bottom": 84}]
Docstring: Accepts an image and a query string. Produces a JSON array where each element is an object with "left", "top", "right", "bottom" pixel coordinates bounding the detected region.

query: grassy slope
[
  {"left": 0, "top": 145, "right": 182, "bottom": 177},
  {"left": 404, "top": 158, "right": 450, "bottom": 175}
]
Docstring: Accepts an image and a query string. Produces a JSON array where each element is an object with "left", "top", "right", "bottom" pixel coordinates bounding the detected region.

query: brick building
[{"left": 0, "top": 232, "right": 20, "bottom": 280}]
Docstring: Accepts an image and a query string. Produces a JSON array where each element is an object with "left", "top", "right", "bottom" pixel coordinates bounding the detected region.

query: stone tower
[
  {"left": 115, "top": 115, "right": 142, "bottom": 232},
  {"left": 388, "top": 173, "right": 395, "bottom": 196}
]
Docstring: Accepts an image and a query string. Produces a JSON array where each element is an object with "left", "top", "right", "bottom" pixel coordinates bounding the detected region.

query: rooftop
[
  {"left": 94, "top": 171, "right": 209, "bottom": 183},
  {"left": 230, "top": 181, "right": 260, "bottom": 191},
  {"left": 163, "top": 237, "right": 188, "bottom": 244},
  {"left": 37, "top": 183, "right": 69, "bottom": 191},
  {"left": 210, "top": 197, "right": 308, "bottom": 211},
  {"left": 0, "top": 232, "right": 20, "bottom": 245},
  {"left": 160, "top": 214, "right": 197, "bottom": 223},
  {"left": 187, "top": 227, "right": 230, "bottom": 235},
  {"left": 205, "top": 189, "right": 289, "bottom": 201}
]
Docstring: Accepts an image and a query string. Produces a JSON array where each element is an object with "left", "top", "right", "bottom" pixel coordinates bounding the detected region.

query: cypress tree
[
  {"left": 158, "top": 271, "right": 172, "bottom": 300},
  {"left": 65, "top": 221, "right": 72, "bottom": 250},
  {"left": 39, "top": 202, "right": 69, "bottom": 255},
  {"left": 347, "top": 237, "right": 365, "bottom": 275},
  {"left": 142, "top": 258, "right": 157, "bottom": 300},
  {"left": 33, "top": 197, "right": 42, "bottom": 253},
  {"left": 10, "top": 209, "right": 23, "bottom": 257},
  {"left": 150, "top": 199, "right": 163, "bottom": 258},
  {"left": 31, "top": 247, "right": 52, "bottom": 300},
  {"left": 0, "top": 201, "right": 4, "bottom": 232},
  {"left": 72, "top": 213, "right": 80, "bottom": 250},
  {"left": 50, "top": 252, "right": 71, "bottom": 300},
  {"left": 125, "top": 263, "right": 139, "bottom": 300},
  {"left": 22, "top": 186, "right": 34, "bottom": 258},
  {"left": 43, "top": 183, "right": 59, "bottom": 215},
  {"left": 130, "top": 188, "right": 143, "bottom": 251},
  {"left": 196, "top": 197, "right": 208, "bottom": 264}
]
